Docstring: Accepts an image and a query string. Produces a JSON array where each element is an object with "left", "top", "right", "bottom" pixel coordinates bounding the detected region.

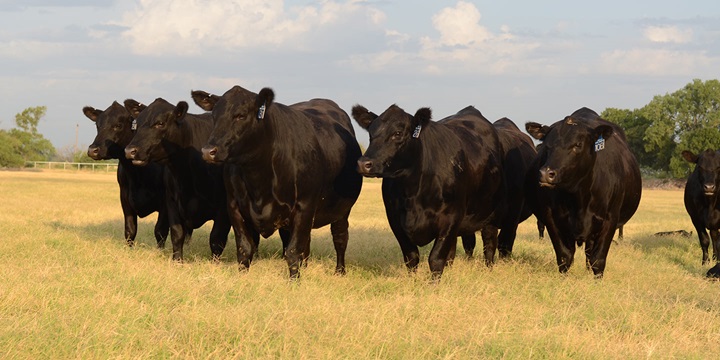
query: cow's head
[
  {"left": 682, "top": 149, "right": 720, "bottom": 196},
  {"left": 526, "top": 117, "right": 613, "bottom": 189},
  {"left": 351, "top": 104, "right": 429, "bottom": 178},
  {"left": 83, "top": 101, "right": 141, "bottom": 160},
  {"left": 124, "top": 98, "right": 188, "bottom": 166},
  {"left": 191, "top": 85, "right": 271, "bottom": 163}
]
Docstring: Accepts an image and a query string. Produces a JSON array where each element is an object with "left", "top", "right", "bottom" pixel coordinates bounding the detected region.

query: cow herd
[{"left": 82, "top": 84, "right": 718, "bottom": 281}]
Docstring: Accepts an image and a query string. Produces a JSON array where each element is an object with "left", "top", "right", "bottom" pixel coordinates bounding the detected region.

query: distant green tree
[
  {"left": 0, "top": 106, "right": 56, "bottom": 167},
  {"left": 0, "top": 130, "right": 24, "bottom": 167},
  {"left": 603, "top": 79, "right": 720, "bottom": 178}
]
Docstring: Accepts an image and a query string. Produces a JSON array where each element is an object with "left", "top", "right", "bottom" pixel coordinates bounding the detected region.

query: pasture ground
[{"left": 0, "top": 170, "right": 718, "bottom": 359}]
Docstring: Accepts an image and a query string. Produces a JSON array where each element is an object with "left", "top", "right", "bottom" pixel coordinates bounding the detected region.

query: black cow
[
  {"left": 124, "top": 98, "right": 231, "bottom": 261},
  {"left": 525, "top": 107, "right": 642, "bottom": 278},
  {"left": 191, "top": 86, "right": 363, "bottom": 279},
  {"left": 352, "top": 104, "right": 506, "bottom": 280},
  {"left": 83, "top": 101, "right": 168, "bottom": 247},
  {"left": 682, "top": 149, "right": 720, "bottom": 276},
  {"left": 459, "top": 117, "right": 537, "bottom": 261}
]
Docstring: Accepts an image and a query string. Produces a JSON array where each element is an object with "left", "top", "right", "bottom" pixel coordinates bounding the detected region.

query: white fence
[{"left": 25, "top": 161, "right": 119, "bottom": 172}]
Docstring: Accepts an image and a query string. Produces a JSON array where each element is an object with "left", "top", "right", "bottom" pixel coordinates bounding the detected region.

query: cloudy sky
[{"left": 1, "top": 0, "right": 719, "bottom": 150}]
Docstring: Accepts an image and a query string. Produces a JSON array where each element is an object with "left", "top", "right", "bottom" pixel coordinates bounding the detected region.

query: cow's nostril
[
  {"left": 125, "top": 147, "right": 138, "bottom": 159},
  {"left": 547, "top": 170, "right": 556, "bottom": 181},
  {"left": 363, "top": 161, "right": 373, "bottom": 170}
]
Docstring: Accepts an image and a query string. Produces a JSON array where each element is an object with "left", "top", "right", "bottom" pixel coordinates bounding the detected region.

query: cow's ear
[
  {"left": 191, "top": 90, "right": 218, "bottom": 111},
  {"left": 526, "top": 122, "right": 550, "bottom": 140},
  {"left": 83, "top": 106, "right": 101, "bottom": 122},
  {"left": 413, "top": 107, "right": 432, "bottom": 128},
  {"left": 351, "top": 105, "right": 377, "bottom": 130},
  {"left": 174, "top": 101, "right": 189, "bottom": 121},
  {"left": 123, "top": 99, "right": 146, "bottom": 119},
  {"left": 594, "top": 125, "right": 613, "bottom": 140},
  {"left": 682, "top": 150, "right": 699, "bottom": 164},
  {"left": 255, "top": 88, "right": 275, "bottom": 120}
]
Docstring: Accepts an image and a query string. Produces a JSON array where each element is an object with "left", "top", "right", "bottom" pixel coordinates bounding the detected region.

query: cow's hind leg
[
  {"left": 480, "top": 225, "right": 498, "bottom": 267},
  {"left": 461, "top": 233, "right": 476, "bottom": 258},
  {"left": 330, "top": 215, "right": 350, "bottom": 275},
  {"left": 710, "top": 229, "right": 720, "bottom": 264}
]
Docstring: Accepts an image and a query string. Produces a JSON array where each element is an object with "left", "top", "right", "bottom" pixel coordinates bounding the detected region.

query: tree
[
  {"left": 0, "top": 106, "right": 56, "bottom": 167},
  {"left": 603, "top": 79, "right": 720, "bottom": 178}
]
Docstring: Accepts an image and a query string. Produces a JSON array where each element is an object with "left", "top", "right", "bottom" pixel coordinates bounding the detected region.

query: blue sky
[{"left": 1, "top": 0, "right": 719, "bottom": 150}]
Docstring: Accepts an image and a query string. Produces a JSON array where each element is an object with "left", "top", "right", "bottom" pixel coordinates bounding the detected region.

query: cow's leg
[
  {"left": 617, "top": 225, "right": 624, "bottom": 240},
  {"left": 480, "top": 225, "right": 498, "bottom": 267},
  {"left": 279, "top": 229, "right": 290, "bottom": 258},
  {"left": 543, "top": 213, "right": 575, "bottom": 273},
  {"left": 707, "top": 263, "right": 720, "bottom": 278},
  {"left": 153, "top": 209, "right": 169, "bottom": 248},
  {"left": 388, "top": 225, "right": 419, "bottom": 272},
  {"left": 330, "top": 215, "right": 350, "bottom": 275},
  {"left": 428, "top": 233, "right": 458, "bottom": 281},
  {"left": 123, "top": 213, "right": 138, "bottom": 247},
  {"left": 120, "top": 186, "right": 138, "bottom": 246},
  {"left": 691, "top": 218, "right": 711, "bottom": 265},
  {"left": 710, "top": 229, "right": 720, "bottom": 263},
  {"left": 208, "top": 210, "right": 231, "bottom": 261},
  {"left": 285, "top": 212, "right": 313, "bottom": 280},
  {"left": 586, "top": 219, "right": 617, "bottom": 279},
  {"left": 446, "top": 239, "right": 457, "bottom": 267},
  {"left": 497, "top": 220, "right": 519, "bottom": 259},
  {"left": 537, "top": 219, "right": 545, "bottom": 239},
  {"left": 226, "top": 197, "right": 256, "bottom": 271},
  {"left": 461, "top": 233, "right": 476, "bottom": 258}
]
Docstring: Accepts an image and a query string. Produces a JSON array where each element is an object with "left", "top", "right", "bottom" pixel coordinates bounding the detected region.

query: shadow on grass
[
  {"left": 47, "top": 218, "right": 566, "bottom": 278},
  {"left": 632, "top": 233, "right": 706, "bottom": 275}
]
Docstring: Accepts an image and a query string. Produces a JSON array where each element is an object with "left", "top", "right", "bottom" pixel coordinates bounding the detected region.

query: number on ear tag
[
  {"left": 131, "top": 119, "right": 137, "bottom": 131},
  {"left": 257, "top": 103, "right": 266, "bottom": 120},
  {"left": 594, "top": 135, "right": 605, "bottom": 152},
  {"left": 412, "top": 125, "right": 422, "bottom": 138}
]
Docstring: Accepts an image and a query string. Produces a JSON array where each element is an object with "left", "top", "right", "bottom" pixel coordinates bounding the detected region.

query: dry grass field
[{"left": 1, "top": 170, "right": 719, "bottom": 359}]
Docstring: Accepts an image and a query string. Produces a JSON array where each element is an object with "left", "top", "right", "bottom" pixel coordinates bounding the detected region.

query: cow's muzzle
[
  {"left": 539, "top": 167, "right": 557, "bottom": 188},
  {"left": 357, "top": 158, "right": 379, "bottom": 177},
  {"left": 124, "top": 146, "right": 147, "bottom": 166},
  {"left": 704, "top": 183, "right": 716, "bottom": 196},
  {"left": 202, "top": 146, "right": 220, "bottom": 163},
  {"left": 87, "top": 145, "right": 101, "bottom": 160}
]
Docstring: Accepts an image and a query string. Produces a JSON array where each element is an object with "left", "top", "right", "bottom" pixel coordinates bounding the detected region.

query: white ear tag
[
  {"left": 131, "top": 119, "right": 137, "bottom": 131},
  {"left": 594, "top": 135, "right": 605, "bottom": 152},
  {"left": 257, "top": 103, "right": 266, "bottom": 120},
  {"left": 412, "top": 125, "right": 422, "bottom": 138}
]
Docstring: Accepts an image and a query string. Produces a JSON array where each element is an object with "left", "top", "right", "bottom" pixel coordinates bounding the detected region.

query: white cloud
[
  {"left": 599, "top": 48, "right": 714, "bottom": 76},
  {"left": 428, "top": 0, "right": 492, "bottom": 47},
  {"left": 117, "top": 0, "right": 384, "bottom": 56},
  {"left": 644, "top": 25, "right": 693, "bottom": 44}
]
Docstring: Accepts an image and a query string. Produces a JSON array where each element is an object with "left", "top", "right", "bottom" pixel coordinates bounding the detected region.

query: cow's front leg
[
  {"left": 586, "top": 219, "right": 617, "bottom": 279},
  {"left": 428, "top": 234, "right": 456, "bottom": 282},
  {"left": 285, "top": 210, "right": 314, "bottom": 280},
  {"left": 153, "top": 209, "right": 169, "bottom": 248},
  {"left": 227, "top": 198, "right": 256, "bottom": 271}
]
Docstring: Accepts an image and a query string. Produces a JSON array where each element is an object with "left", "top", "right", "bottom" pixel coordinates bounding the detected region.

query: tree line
[
  {"left": 2, "top": 79, "right": 719, "bottom": 177},
  {"left": 602, "top": 78, "right": 720, "bottom": 178}
]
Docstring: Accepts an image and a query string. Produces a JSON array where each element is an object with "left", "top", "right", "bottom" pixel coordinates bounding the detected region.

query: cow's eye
[
  {"left": 113, "top": 123, "right": 123, "bottom": 130},
  {"left": 391, "top": 131, "right": 402, "bottom": 140},
  {"left": 154, "top": 121, "right": 165, "bottom": 128}
]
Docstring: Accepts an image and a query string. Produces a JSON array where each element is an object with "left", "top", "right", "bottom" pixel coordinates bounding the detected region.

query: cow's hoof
[{"left": 706, "top": 264, "right": 720, "bottom": 279}]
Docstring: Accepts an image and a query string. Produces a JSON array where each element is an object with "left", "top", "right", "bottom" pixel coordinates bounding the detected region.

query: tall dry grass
[{"left": 0, "top": 170, "right": 718, "bottom": 359}]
